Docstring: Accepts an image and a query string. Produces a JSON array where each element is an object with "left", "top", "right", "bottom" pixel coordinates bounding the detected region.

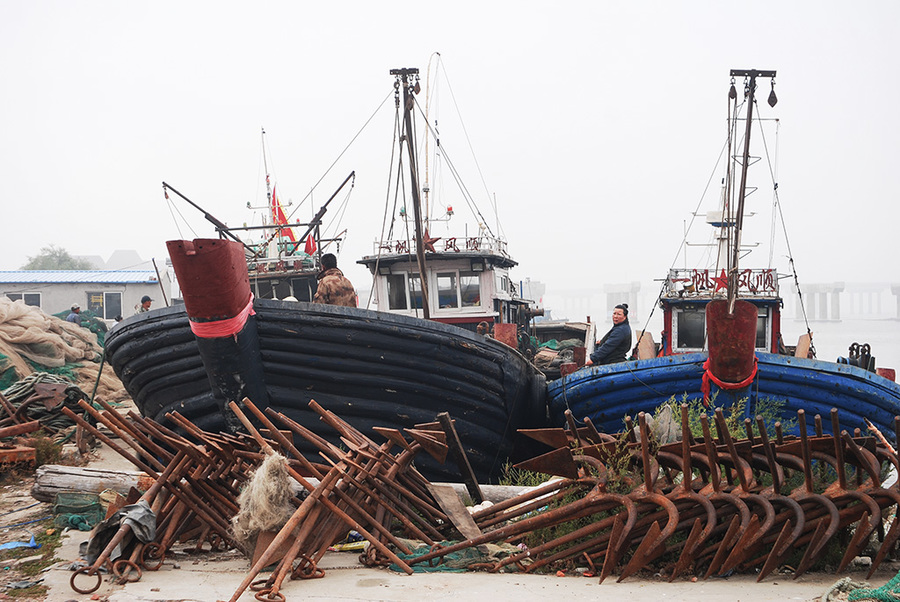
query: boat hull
[
  {"left": 106, "top": 300, "right": 547, "bottom": 482},
  {"left": 547, "top": 352, "right": 900, "bottom": 438}
]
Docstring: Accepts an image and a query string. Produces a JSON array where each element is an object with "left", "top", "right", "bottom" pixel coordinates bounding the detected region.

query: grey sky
[{"left": 2, "top": 2, "right": 898, "bottom": 315}]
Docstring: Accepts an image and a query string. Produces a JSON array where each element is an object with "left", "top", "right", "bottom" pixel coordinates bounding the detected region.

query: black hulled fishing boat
[{"left": 106, "top": 67, "right": 547, "bottom": 482}]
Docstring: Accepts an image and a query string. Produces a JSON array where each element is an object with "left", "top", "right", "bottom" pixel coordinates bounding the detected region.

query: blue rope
[{"left": 0, "top": 515, "right": 52, "bottom": 530}]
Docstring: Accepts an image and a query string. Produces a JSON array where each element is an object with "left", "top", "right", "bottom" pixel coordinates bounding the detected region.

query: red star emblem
[
  {"left": 423, "top": 229, "right": 441, "bottom": 253},
  {"left": 712, "top": 269, "right": 729, "bottom": 292}
]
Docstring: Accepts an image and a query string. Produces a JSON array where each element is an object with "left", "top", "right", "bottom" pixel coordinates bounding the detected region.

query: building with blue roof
[{"left": 0, "top": 269, "right": 172, "bottom": 321}]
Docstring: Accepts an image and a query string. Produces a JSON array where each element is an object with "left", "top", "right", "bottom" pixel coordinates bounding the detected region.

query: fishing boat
[
  {"left": 548, "top": 69, "right": 900, "bottom": 437},
  {"left": 162, "top": 128, "right": 353, "bottom": 303},
  {"left": 357, "top": 65, "right": 541, "bottom": 355},
  {"left": 106, "top": 67, "right": 547, "bottom": 483}
]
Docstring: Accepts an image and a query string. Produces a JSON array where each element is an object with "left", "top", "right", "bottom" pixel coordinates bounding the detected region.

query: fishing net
[
  {"left": 231, "top": 453, "right": 296, "bottom": 553},
  {"left": 538, "top": 338, "right": 584, "bottom": 351},
  {"left": 50, "top": 308, "right": 108, "bottom": 346},
  {"left": 389, "top": 538, "right": 530, "bottom": 573},
  {"left": 847, "top": 569, "right": 900, "bottom": 601},
  {"left": 0, "top": 297, "right": 130, "bottom": 408},
  {"left": 0, "top": 297, "right": 98, "bottom": 365}
]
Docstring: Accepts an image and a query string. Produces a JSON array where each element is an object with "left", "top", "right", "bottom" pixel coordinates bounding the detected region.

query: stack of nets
[{"left": 0, "top": 297, "right": 129, "bottom": 405}]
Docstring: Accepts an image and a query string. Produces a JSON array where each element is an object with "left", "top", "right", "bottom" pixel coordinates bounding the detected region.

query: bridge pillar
[
  {"left": 830, "top": 282, "right": 844, "bottom": 320},
  {"left": 603, "top": 282, "right": 641, "bottom": 323},
  {"left": 892, "top": 284, "right": 900, "bottom": 318}
]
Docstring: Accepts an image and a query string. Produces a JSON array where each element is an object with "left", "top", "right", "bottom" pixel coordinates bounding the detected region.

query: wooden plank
[
  {"left": 794, "top": 333, "right": 812, "bottom": 358},
  {"left": 425, "top": 483, "right": 483, "bottom": 540},
  {"left": 437, "top": 412, "right": 483, "bottom": 504},
  {"left": 634, "top": 329, "right": 657, "bottom": 360}
]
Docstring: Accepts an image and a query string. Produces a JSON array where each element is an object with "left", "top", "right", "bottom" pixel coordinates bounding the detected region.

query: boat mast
[
  {"left": 727, "top": 68, "right": 776, "bottom": 314},
  {"left": 423, "top": 53, "right": 440, "bottom": 226},
  {"left": 392, "top": 67, "right": 431, "bottom": 319},
  {"left": 262, "top": 127, "right": 273, "bottom": 206},
  {"left": 261, "top": 127, "right": 277, "bottom": 257}
]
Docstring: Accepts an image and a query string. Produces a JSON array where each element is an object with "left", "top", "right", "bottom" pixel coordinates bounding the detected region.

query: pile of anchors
[{"left": 63, "top": 395, "right": 900, "bottom": 600}]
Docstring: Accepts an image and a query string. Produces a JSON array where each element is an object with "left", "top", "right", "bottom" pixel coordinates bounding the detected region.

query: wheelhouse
[
  {"left": 659, "top": 268, "right": 783, "bottom": 356},
  {"left": 358, "top": 233, "right": 532, "bottom": 331}
]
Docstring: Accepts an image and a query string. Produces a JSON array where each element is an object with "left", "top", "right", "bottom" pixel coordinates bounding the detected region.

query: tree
[{"left": 20, "top": 245, "right": 94, "bottom": 270}]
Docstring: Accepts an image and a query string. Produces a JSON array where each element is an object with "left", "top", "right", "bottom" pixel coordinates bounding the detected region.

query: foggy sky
[{"left": 2, "top": 2, "right": 899, "bottom": 315}]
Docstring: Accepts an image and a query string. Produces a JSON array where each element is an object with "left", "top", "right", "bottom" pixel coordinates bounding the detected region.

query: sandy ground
[{"left": 4, "top": 439, "right": 899, "bottom": 601}]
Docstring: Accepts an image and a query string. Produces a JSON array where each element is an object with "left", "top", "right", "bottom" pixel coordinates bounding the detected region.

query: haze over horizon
[{"left": 2, "top": 3, "right": 898, "bottom": 314}]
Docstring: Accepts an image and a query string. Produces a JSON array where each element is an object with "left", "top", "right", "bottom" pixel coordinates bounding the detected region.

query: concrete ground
[
  {"left": 29, "top": 434, "right": 900, "bottom": 602},
  {"left": 38, "top": 526, "right": 899, "bottom": 602}
]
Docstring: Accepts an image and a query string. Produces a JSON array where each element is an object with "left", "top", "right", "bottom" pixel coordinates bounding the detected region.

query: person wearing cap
[
  {"left": 66, "top": 303, "right": 81, "bottom": 324},
  {"left": 476, "top": 321, "right": 493, "bottom": 338},
  {"left": 313, "top": 253, "right": 357, "bottom": 307},
  {"left": 134, "top": 295, "right": 153, "bottom": 315},
  {"left": 587, "top": 303, "right": 632, "bottom": 365}
]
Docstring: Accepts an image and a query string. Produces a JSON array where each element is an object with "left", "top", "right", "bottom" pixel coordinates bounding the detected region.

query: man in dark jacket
[
  {"left": 66, "top": 303, "right": 81, "bottom": 324},
  {"left": 313, "top": 253, "right": 357, "bottom": 307},
  {"left": 588, "top": 303, "right": 632, "bottom": 365}
]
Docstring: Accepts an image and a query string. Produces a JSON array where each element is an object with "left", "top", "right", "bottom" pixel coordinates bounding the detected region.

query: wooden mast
[{"left": 392, "top": 67, "right": 431, "bottom": 319}]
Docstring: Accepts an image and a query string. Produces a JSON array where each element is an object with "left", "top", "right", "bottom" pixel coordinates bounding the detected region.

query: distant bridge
[{"left": 543, "top": 282, "right": 900, "bottom": 325}]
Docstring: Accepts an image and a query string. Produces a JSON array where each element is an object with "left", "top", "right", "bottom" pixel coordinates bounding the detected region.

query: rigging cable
[
  {"left": 320, "top": 184, "right": 355, "bottom": 252},
  {"left": 253, "top": 91, "right": 393, "bottom": 259},
  {"left": 631, "top": 134, "right": 733, "bottom": 359},
  {"left": 367, "top": 105, "right": 403, "bottom": 308},
  {"left": 423, "top": 52, "right": 442, "bottom": 222},
  {"left": 284, "top": 89, "right": 394, "bottom": 227},
  {"left": 755, "top": 106, "right": 816, "bottom": 357},
  {"left": 412, "top": 96, "right": 497, "bottom": 240},
  {"left": 437, "top": 60, "right": 502, "bottom": 239},
  {"left": 766, "top": 120, "right": 780, "bottom": 269},
  {"left": 162, "top": 186, "right": 199, "bottom": 241},
  {"left": 628, "top": 89, "right": 748, "bottom": 373}
]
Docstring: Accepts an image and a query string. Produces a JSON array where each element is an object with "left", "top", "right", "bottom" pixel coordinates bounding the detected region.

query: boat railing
[
  {"left": 664, "top": 268, "right": 779, "bottom": 298},
  {"left": 372, "top": 234, "right": 509, "bottom": 258},
  {"left": 247, "top": 253, "right": 316, "bottom": 274}
]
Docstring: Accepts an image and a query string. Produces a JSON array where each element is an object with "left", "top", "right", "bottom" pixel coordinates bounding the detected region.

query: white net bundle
[
  {"left": 231, "top": 453, "right": 296, "bottom": 552},
  {"left": 0, "top": 297, "right": 129, "bottom": 404}
]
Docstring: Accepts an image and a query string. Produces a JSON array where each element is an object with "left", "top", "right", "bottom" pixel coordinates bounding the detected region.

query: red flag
[
  {"left": 270, "top": 185, "right": 296, "bottom": 242},
  {"left": 304, "top": 234, "right": 317, "bottom": 255}
]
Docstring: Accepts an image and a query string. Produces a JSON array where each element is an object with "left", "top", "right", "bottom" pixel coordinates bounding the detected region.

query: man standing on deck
[
  {"left": 313, "top": 253, "right": 357, "bottom": 307},
  {"left": 587, "top": 304, "right": 632, "bottom": 365},
  {"left": 134, "top": 295, "right": 153, "bottom": 315}
]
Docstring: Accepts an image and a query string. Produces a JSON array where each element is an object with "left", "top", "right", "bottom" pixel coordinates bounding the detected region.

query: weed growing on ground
[
  {"left": 651, "top": 394, "right": 794, "bottom": 442},
  {"left": 0, "top": 524, "right": 63, "bottom": 598},
  {"left": 498, "top": 461, "right": 550, "bottom": 487}
]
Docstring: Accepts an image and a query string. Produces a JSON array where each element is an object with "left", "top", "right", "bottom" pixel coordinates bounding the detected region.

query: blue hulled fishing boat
[{"left": 548, "top": 69, "right": 900, "bottom": 437}]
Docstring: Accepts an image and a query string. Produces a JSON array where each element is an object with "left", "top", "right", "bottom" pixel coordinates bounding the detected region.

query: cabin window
[
  {"left": 5, "top": 292, "right": 41, "bottom": 307},
  {"left": 756, "top": 307, "right": 769, "bottom": 349},
  {"left": 87, "top": 291, "right": 123, "bottom": 320},
  {"left": 459, "top": 271, "right": 481, "bottom": 307},
  {"left": 675, "top": 308, "right": 706, "bottom": 349},
  {"left": 387, "top": 274, "right": 408, "bottom": 310},
  {"left": 437, "top": 273, "right": 459, "bottom": 308},
  {"left": 408, "top": 274, "right": 424, "bottom": 310}
]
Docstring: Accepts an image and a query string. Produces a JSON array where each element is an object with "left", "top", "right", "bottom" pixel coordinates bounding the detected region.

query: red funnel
[{"left": 706, "top": 299, "right": 757, "bottom": 383}]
